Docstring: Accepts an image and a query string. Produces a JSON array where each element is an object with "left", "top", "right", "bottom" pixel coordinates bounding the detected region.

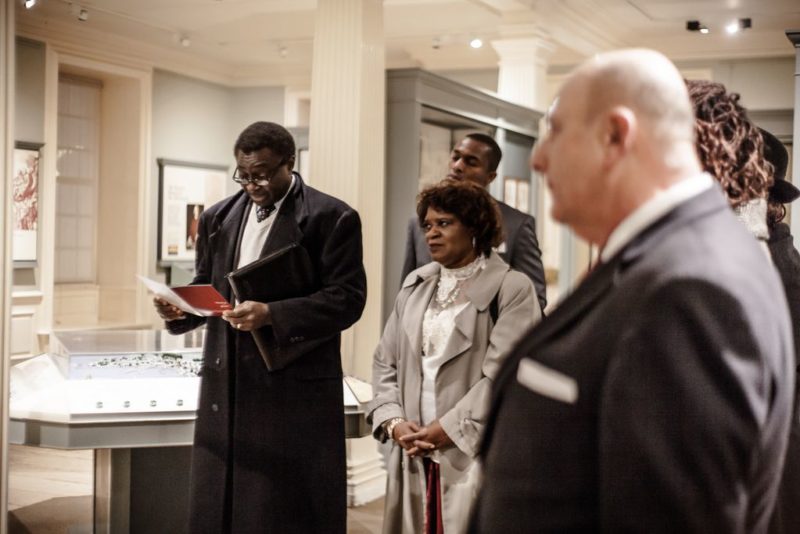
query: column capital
[
  {"left": 491, "top": 35, "right": 556, "bottom": 66},
  {"left": 491, "top": 24, "right": 556, "bottom": 66}
]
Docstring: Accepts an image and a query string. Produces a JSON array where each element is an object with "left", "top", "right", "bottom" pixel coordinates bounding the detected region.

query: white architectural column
[
  {"left": 491, "top": 27, "right": 555, "bottom": 112},
  {"left": 0, "top": 0, "right": 15, "bottom": 528},
  {"left": 308, "top": 0, "right": 387, "bottom": 506}
]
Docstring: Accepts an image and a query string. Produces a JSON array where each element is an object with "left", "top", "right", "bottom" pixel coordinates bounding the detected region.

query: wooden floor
[{"left": 7, "top": 444, "right": 384, "bottom": 533}]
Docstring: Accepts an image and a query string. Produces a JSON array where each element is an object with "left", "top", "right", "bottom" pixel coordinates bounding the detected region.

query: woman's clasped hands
[{"left": 393, "top": 420, "right": 453, "bottom": 457}]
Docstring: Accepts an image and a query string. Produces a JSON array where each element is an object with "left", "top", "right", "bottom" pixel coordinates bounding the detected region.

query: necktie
[{"left": 256, "top": 204, "right": 276, "bottom": 223}]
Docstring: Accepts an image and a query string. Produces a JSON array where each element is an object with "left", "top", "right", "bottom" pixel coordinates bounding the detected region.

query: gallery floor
[{"left": 7, "top": 445, "right": 384, "bottom": 533}]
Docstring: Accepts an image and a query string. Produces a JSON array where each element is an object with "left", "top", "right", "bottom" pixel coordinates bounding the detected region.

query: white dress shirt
[{"left": 236, "top": 175, "right": 295, "bottom": 270}]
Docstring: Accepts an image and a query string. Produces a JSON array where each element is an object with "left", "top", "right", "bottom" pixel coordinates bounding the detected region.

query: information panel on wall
[{"left": 157, "top": 159, "right": 228, "bottom": 264}]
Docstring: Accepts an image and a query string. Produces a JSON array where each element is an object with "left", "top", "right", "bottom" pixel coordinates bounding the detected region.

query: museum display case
[{"left": 9, "top": 329, "right": 372, "bottom": 533}]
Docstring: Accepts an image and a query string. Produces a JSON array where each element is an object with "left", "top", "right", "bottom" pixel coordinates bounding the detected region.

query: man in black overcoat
[
  {"left": 154, "top": 122, "right": 366, "bottom": 533},
  {"left": 470, "top": 49, "right": 795, "bottom": 533},
  {"left": 400, "top": 133, "right": 548, "bottom": 311}
]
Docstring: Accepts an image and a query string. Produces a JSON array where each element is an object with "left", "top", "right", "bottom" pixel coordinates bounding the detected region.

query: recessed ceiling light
[
  {"left": 469, "top": 38, "right": 483, "bottom": 49},
  {"left": 23, "top": 0, "right": 37, "bottom": 9}
]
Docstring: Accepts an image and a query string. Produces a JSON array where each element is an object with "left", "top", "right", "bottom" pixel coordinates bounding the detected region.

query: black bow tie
[{"left": 256, "top": 204, "right": 276, "bottom": 222}]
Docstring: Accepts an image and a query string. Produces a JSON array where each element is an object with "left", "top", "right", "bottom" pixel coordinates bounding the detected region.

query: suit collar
[
  {"left": 261, "top": 172, "right": 305, "bottom": 254},
  {"left": 617, "top": 183, "right": 729, "bottom": 269}
]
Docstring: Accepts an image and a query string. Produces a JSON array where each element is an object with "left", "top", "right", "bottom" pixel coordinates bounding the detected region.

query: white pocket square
[
  {"left": 516, "top": 359, "right": 578, "bottom": 404},
  {"left": 496, "top": 242, "right": 507, "bottom": 253}
]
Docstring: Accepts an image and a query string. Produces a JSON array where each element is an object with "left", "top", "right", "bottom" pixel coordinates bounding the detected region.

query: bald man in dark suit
[{"left": 471, "top": 49, "right": 794, "bottom": 533}]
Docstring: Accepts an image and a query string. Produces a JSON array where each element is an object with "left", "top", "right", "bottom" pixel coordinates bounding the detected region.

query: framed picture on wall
[
  {"left": 503, "top": 176, "right": 532, "bottom": 214},
  {"left": 12, "top": 141, "right": 43, "bottom": 266},
  {"left": 157, "top": 159, "right": 229, "bottom": 264}
]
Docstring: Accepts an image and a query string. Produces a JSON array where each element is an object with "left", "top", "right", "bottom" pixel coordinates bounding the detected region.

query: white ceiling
[{"left": 16, "top": 0, "right": 800, "bottom": 86}]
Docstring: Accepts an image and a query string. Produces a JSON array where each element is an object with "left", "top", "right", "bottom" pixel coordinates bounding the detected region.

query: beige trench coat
[{"left": 369, "top": 251, "right": 540, "bottom": 533}]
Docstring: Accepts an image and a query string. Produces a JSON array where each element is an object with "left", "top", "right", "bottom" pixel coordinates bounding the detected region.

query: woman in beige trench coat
[{"left": 369, "top": 181, "right": 541, "bottom": 533}]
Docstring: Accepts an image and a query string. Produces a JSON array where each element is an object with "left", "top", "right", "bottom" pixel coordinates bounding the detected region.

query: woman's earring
[{"left": 472, "top": 236, "right": 477, "bottom": 249}]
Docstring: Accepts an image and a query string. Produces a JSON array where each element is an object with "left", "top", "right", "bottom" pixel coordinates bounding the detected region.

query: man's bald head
[
  {"left": 570, "top": 49, "right": 696, "bottom": 149},
  {"left": 532, "top": 49, "right": 702, "bottom": 246}
]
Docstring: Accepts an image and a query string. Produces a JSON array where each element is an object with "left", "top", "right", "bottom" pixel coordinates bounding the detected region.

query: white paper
[{"left": 137, "top": 275, "right": 203, "bottom": 316}]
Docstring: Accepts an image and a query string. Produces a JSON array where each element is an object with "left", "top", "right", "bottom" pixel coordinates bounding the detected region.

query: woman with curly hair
[
  {"left": 369, "top": 180, "right": 540, "bottom": 533},
  {"left": 686, "top": 79, "right": 774, "bottom": 251}
]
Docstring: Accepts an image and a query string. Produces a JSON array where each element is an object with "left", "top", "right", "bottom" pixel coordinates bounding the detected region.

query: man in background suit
[
  {"left": 471, "top": 49, "right": 795, "bottom": 533},
  {"left": 153, "top": 122, "right": 366, "bottom": 533},
  {"left": 401, "top": 133, "right": 548, "bottom": 311}
]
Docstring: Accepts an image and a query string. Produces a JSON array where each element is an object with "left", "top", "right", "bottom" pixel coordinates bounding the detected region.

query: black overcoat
[
  {"left": 768, "top": 222, "right": 800, "bottom": 534},
  {"left": 167, "top": 173, "right": 367, "bottom": 533}
]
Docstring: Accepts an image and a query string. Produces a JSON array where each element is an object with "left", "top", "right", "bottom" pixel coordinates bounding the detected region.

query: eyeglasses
[{"left": 232, "top": 159, "right": 286, "bottom": 186}]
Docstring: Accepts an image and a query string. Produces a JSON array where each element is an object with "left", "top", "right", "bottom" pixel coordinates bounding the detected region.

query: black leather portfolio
[{"left": 226, "top": 243, "right": 316, "bottom": 371}]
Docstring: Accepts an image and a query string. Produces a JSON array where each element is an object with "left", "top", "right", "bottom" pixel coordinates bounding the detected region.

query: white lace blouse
[{"left": 420, "top": 255, "right": 486, "bottom": 427}]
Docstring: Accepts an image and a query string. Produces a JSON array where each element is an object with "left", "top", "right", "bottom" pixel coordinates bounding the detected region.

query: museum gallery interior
[{"left": 0, "top": 0, "right": 799, "bottom": 532}]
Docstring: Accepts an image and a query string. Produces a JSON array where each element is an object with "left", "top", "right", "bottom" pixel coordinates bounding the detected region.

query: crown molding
[{"left": 17, "top": 15, "right": 236, "bottom": 86}]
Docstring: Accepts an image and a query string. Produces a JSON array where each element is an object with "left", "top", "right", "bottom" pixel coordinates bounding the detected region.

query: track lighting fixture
[{"left": 686, "top": 20, "right": 709, "bottom": 34}]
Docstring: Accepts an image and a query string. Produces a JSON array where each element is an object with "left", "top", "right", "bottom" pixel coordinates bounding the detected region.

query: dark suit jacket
[
  {"left": 471, "top": 186, "right": 795, "bottom": 533},
  {"left": 402, "top": 200, "right": 547, "bottom": 310},
  {"left": 166, "top": 173, "right": 366, "bottom": 533}
]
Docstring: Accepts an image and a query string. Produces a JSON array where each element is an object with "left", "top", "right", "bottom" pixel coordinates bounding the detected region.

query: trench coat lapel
[
  {"left": 435, "top": 252, "right": 508, "bottom": 368},
  {"left": 209, "top": 193, "right": 249, "bottom": 301},
  {"left": 401, "top": 272, "right": 437, "bottom": 363}
]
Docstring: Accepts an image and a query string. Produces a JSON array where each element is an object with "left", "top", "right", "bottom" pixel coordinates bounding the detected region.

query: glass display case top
[
  {"left": 52, "top": 329, "right": 204, "bottom": 356},
  {"left": 51, "top": 329, "right": 204, "bottom": 380}
]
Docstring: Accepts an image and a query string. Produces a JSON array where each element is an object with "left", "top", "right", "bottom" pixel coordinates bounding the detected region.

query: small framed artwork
[
  {"left": 503, "top": 176, "right": 533, "bottom": 214},
  {"left": 12, "top": 141, "right": 43, "bottom": 266},
  {"left": 157, "top": 159, "right": 229, "bottom": 264}
]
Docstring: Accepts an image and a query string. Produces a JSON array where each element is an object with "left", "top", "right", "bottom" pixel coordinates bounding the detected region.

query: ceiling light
[
  {"left": 686, "top": 20, "right": 709, "bottom": 34},
  {"left": 432, "top": 37, "right": 442, "bottom": 50},
  {"left": 77, "top": 8, "right": 89, "bottom": 22},
  {"left": 278, "top": 45, "right": 288, "bottom": 58},
  {"left": 180, "top": 36, "right": 191, "bottom": 47},
  {"left": 23, "top": 0, "right": 37, "bottom": 9},
  {"left": 725, "top": 18, "right": 752, "bottom": 34},
  {"left": 469, "top": 37, "right": 483, "bottom": 49}
]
